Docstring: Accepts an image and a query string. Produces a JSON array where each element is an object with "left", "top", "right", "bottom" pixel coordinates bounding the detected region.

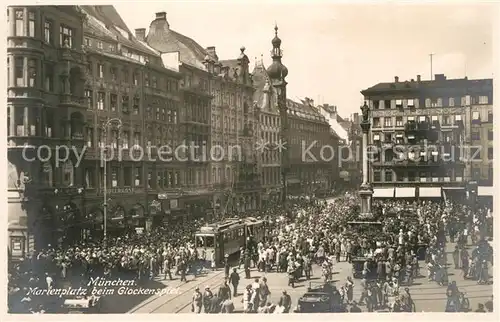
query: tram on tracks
[{"left": 195, "top": 217, "right": 267, "bottom": 266}]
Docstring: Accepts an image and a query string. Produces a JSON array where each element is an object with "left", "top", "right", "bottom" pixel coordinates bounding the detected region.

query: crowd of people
[{"left": 8, "top": 190, "right": 494, "bottom": 314}]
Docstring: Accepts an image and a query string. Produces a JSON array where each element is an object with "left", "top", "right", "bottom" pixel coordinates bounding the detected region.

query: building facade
[
  {"left": 287, "top": 99, "right": 332, "bottom": 196},
  {"left": 205, "top": 47, "right": 259, "bottom": 216},
  {"left": 362, "top": 74, "right": 493, "bottom": 199},
  {"left": 80, "top": 6, "right": 184, "bottom": 239},
  {"left": 253, "top": 60, "right": 283, "bottom": 205},
  {"left": 145, "top": 12, "right": 213, "bottom": 218},
  {"left": 7, "top": 6, "right": 88, "bottom": 256}
]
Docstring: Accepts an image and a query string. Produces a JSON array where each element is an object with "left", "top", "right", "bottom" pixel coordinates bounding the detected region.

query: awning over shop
[
  {"left": 395, "top": 187, "right": 415, "bottom": 198},
  {"left": 478, "top": 186, "right": 494, "bottom": 197},
  {"left": 287, "top": 179, "right": 301, "bottom": 184},
  {"left": 373, "top": 187, "right": 394, "bottom": 198},
  {"left": 419, "top": 187, "right": 442, "bottom": 198}
]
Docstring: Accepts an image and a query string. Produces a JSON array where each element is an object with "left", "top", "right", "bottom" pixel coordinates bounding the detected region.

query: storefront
[{"left": 129, "top": 203, "right": 146, "bottom": 230}]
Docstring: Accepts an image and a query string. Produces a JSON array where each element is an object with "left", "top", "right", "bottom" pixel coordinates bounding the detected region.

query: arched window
[{"left": 62, "top": 160, "right": 74, "bottom": 186}]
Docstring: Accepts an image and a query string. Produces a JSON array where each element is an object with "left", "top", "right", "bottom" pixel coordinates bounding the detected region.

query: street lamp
[{"left": 102, "top": 118, "right": 122, "bottom": 246}]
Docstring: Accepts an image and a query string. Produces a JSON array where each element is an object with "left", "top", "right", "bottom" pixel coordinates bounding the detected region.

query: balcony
[{"left": 60, "top": 94, "right": 87, "bottom": 109}]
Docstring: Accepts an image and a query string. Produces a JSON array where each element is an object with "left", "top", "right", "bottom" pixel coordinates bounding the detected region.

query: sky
[{"left": 111, "top": 1, "right": 494, "bottom": 120}]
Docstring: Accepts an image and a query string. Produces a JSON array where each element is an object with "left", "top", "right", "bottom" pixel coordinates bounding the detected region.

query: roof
[
  {"left": 252, "top": 61, "right": 275, "bottom": 112},
  {"left": 81, "top": 5, "right": 159, "bottom": 57},
  {"left": 146, "top": 16, "right": 207, "bottom": 70},
  {"left": 362, "top": 77, "right": 493, "bottom": 95},
  {"left": 287, "top": 99, "right": 328, "bottom": 123}
]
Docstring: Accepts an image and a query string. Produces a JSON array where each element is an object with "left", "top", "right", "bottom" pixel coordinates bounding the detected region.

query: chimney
[
  {"left": 394, "top": 76, "right": 399, "bottom": 83},
  {"left": 135, "top": 28, "right": 146, "bottom": 41},
  {"left": 155, "top": 12, "right": 167, "bottom": 20},
  {"left": 417, "top": 75, "right": 421, "bottom": 82},
  {"left": 205, "top": 46, "right": 217, "bottom": 59},
  {"left": 435, "top": 74, "right": 446, "bottom": 81},
  {"left": 410, "top": 79, "right": 414, "bottom": 82}
]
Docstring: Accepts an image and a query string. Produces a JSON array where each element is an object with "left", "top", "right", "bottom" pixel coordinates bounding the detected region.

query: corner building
[
  {"left": 362, "top": 74, "right": 493, "bottom": 200},
  {"left": 7, "top": 6, "right": 88, "bottom": 257}
]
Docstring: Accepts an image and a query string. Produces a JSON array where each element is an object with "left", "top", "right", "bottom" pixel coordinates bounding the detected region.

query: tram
[
  {"left": 195, "top": 219, "right": 246, "bottom": 266},
  {"left": 195, "top": 217, "right": 267, "bottom": 267},
  {"left": 244, "top": 217, "right": 266, "bottom": 242}
]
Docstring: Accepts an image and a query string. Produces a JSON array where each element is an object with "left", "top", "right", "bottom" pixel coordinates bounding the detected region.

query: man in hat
[
  {"left": 202, "top": 286, "right": 213, "bottom": 313},
  {"left": 191, "top": 287, "right": 202, "bottom": 313},
  {"left": 224, "top": 254, "right": 230, "bottom": 279}
]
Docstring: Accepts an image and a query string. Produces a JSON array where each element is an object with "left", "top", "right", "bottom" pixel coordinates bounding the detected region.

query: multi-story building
[
  {"left": 80, "top": 6, "right": 183, "bottom": 237},
  {"left": 253, "top": 60, "right": 283, "bottom": 206},
  {"left": 287, "top": 98, "right": 332, "bottom": 196},
  {"left": 205, "top": 46, "right": 259, "bottom": 216},
  {"left": 7, "top": 6, "right": 88, "bottom": 256},
  {"left": 468, "top": 89, "right": 494, "bottom": 199},
  {"left": 145, "top": 12, "right": 213, "bottom": 218},
  {"left": 362, "top": 74, "right": 493, "bottom": 200}
]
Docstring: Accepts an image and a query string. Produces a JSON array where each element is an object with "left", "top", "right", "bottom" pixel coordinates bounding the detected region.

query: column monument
[{"left": 359, "top": 102, "right": 374, "bottom": 220}]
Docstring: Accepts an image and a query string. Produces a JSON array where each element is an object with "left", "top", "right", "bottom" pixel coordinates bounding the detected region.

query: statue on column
[{"left": 361, "top": 102, "right": 370, "bottom": 123}]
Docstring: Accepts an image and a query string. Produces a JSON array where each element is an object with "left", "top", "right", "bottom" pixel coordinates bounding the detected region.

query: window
[
  {"left": 144, "top": 73, "right": 149, "bottom": 86},
  {"left": 472, "top": 168, "right": 481, "bottom": 180},
  {"left": 488, "top": 147, "right": 493, "bottom": 161},
  {"left": 488, "top": 111, "right": 493, "bottom": 123},
  {"left": 384, "top": 171, "right": 393, "bottom": 182},
  {"left": 84, "top": 38, "right": 91, "bottom": 46},
  {"left": 133, "top": 132, "right": 140, "bottom": 148},
  {"left": 109, "top": 94, "right": 117, "bottom": 112},
  {"left": 488, "top": 129, "right": 493, "bottom": 141},
  {"left": 372, "top": 100, "right": 380, "bottom": 109},
  {"left": 478, "top": 95, "right": 489, "bottom": 104},
  {"left": 111, "top": 167, "right": 118, "bottom": 187},
  {"left": 28, "top": 59, "right": 36, "bottom": 87},
  {"left": 84, "top": 168, "right": 94, "bottom": 188},
  {"left": 373, "top": 134, "right": 380, "bottom": 141},
  {"left": 471, "top": 147, "right": 481, "bottom": 160},
  {"left": 97, "top": 41, "right": 103, "bottom": 49},
  {"left": 472, "top": 111, "right": 480, "bottom": 121},
  {"left": 133, "top": 72, "right": 138, "bottom": 85},
  {"left": 448, "top": 97, "right": 455, "bottom": 107},
  {"left": 471, "top": 130, "right": 480, "bottom": 141},
  {"left": 124, "top": 167, "right": 132, "bottom": 186},
  {"left": 15, "top": 57, "right": 24, "bottom": 87},
  {"left": 97, "top": 63, "right": 104, "bottom": 78},
  {"left": 133, "top": 96, "right": 139, "bottom": 115},
  {"left": 85, "top": 89, "right": 93, "bottom": 108},
  {"left": 60, "top": 25, "right": 73, "bottom": 48},
  {"left": 147, "top": 171, "right": 153, "bottom": 188},
  {"left": 62, "top": 161, "right": 74, "bottom": 186},
  {"left": 396, "top": 116, "right": 403, "bottom": 127},
  {"left": 110, "top": 67, "right": 117, "bottom": 81},
  {"left": 425, "top": 98, "right": 431, "bottom": 107},
  {"left": 173, "top": 110, "right": 178, "bottom": 123},
  {"left": 407, "top": 99, "right": 415, "bottom": 107},
  {"left": 44, "top": 20, "right": 52, "bottom": 43},
  {"left": 373, "top": 117, "right": 380, "bottom": 127},
  {"left": 44, "top": 64, "right": 54, "bottom": 91},
  {"left": 111, "top": 130, "right": 118, "bottom": 148},
  {"left": 419, "top": 172, "right": 428, "bottom": 182},
  {"left": 152, "top": 76, "right": 157, "bottom": 88},
  {"left": 97, "top": 129, "right": 104, "bottom": 147},
  {"left": 442, "top": 115, "right": 451, "bottom": 125},
  {"left": 122, "top": 95, "right": 129, "bottom": 112},
  {"left": 384, "top": 100, "right": 391, "bottom": 109},
  {"left": 86, "top": 127, "right": 93, "bottom": 147},
  {"left": 395, "top": 99, "right": 403, "bottom": 108},
  {"left": 15, "top": 10, "right": 24, "bottom": 36},
  {"left": 373, "top": 171, "right": 381, "bottom": 182},
  {"left": 418, "top": 116, "right": 426, "bottom": 122},
  {"left": 97, "top": 92, "right": 105, "bottom": 110},
  {"left": 384, "top": 117, "right": 392, "bottom": 127},
  {"left": 122, "top": 131, "right": 129, "bottom": 149},
  {"left": 455, "top": 115, "right": 462, "bottom": 121},
  {"left": 28, "top": 11, "right": 35, "bottom": 36}
]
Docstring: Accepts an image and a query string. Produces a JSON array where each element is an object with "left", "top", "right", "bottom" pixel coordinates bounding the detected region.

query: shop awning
[
  {"left": 419, "top": 187, "right": 442, "bottom": 198},
  {"left": 287, "top": 179, "right": 301, "bottom": 184},
  {"left": 373, "top": 187, "right": 394, "bottom": 198},
  {"left": 395, "top": 187, "right": 415, "bottom": 198},
  {"left": 478, "top": 186, "right": 494, "bottom": 196}
]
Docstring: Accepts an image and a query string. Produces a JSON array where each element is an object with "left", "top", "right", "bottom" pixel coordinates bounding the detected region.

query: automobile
[{"left": 294, "top": 281, "right": 345, "bottom": 313}]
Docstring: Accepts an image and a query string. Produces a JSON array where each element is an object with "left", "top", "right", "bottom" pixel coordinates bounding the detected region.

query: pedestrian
[{"left": 229, "top": 268, "right": 240, "bottom": 297}]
